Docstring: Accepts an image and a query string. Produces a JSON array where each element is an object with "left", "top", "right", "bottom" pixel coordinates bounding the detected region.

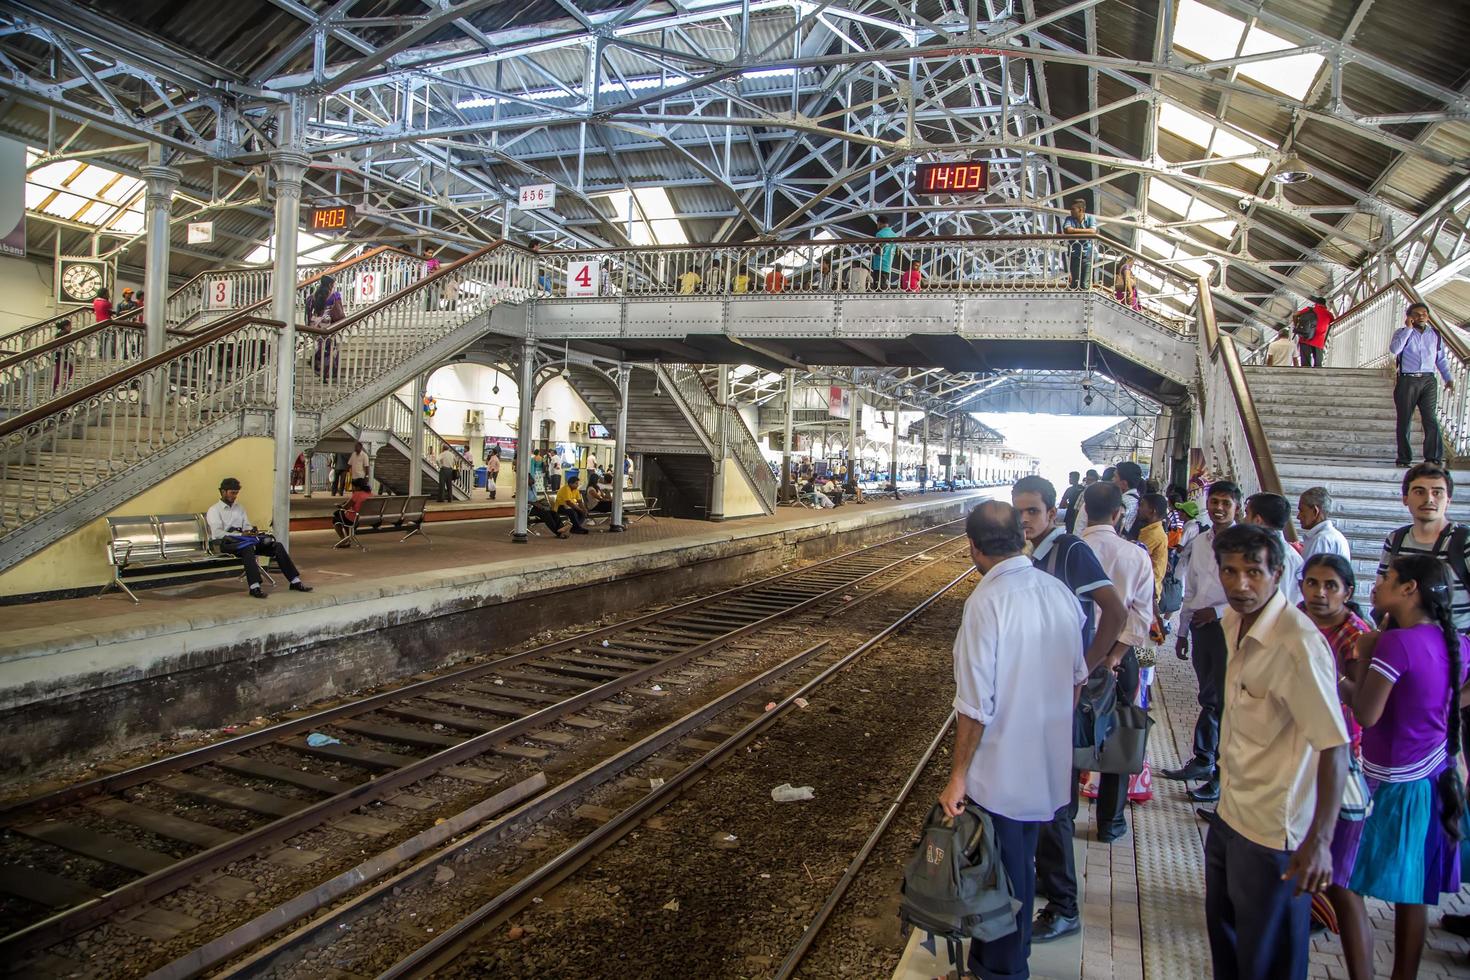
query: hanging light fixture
[{"left": 1271, "top": 154, "right": 1312, "bottom": 184}]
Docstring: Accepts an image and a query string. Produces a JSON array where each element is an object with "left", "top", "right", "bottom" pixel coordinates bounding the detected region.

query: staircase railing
[
  {"left": 529, "top": 234, "right": 1198, "bottom": 333},
  {"left": 657, "top": 363, "right": 777, "bottom": 512},
  {"left": 348, "top": 394, "right": 474, "bottom": 498},
  {"left": 0, "top": 247, "right": 427, "bottom": 415},
  {"left": 292, "top": 244, "right": 534, "bottom": 424},
  {"left": 1322, "top": 278, "right": 1470, "bottom": 457},
  {"left": 1194, "top": 276, "right": 1285, "bottom": 503},
  {"left": 0, "top": 317, "right": 284, "bottom": 534}
]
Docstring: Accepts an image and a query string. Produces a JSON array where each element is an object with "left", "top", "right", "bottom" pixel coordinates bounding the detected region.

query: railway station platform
[{"left": 0, "top": 489, "right": 992, "bottom": 780}]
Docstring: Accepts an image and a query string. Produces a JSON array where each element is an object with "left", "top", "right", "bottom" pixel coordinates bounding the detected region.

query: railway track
[
  {"left": 270, "top": 553, "right": 977, "bottom": 980},
  {"left": 0, "top": 520, "right": 971, "bottom": 977}
]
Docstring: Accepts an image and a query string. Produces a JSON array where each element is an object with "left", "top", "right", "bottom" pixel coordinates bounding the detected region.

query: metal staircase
[
  {"left": 560, "top": 362, "right": 776, "bottom": 515},
  {"left": 0, "top": 243, "right": 532, "bottom": 570},
  {"left": 339, "top": 394, "right": 474, "bottom": 500},
  {"left": 0, "top": 248, "right": 426, "bottom": 414}
]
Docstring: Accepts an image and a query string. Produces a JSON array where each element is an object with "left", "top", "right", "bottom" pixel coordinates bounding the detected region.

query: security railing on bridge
[
  {"left": 1321, "top": 279, "right": 1470, "bottom": 457},
  {"left": 529, "top": 234, "right": 1196, "bottom": 326},
  {"left": 348, "top": 393, "right": 474, "bottom": 499},
  {"left": 0, "top": 247, "right": 429, "bottom": 415}
]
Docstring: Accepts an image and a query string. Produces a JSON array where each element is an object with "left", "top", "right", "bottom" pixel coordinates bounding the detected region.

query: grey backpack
[{"left": 899, "top": 802, "right": 1020, "bottom": 973}]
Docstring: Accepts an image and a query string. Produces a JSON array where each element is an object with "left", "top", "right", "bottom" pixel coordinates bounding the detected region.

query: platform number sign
[
  {"left": 518, "top": 183, "right": 556, "bottom": 211},
  {"left": 356, "top": 270, "right": 381, "bottom": 305},
  {"left": 205, "top": 278, "right": 233, "bottom": 310},
  {"left": 567, "top": 260, "right": 599, "bottom": 297}
]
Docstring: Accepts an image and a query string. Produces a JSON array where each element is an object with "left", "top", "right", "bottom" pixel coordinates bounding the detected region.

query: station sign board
[
  {"left": 566, "top": 260, "right": 599, "bottom": 296},
  {"left": 205, "top": 277, "right": 233, "bottom": 310},
  {"left": 186, "top": 221, "right": 214, "bottom": 244},
  {"left": 518, "top": 183, "right": 556, "bottom": 210},
  {"left": 355, "top": 269, "right": 382, "bottom": 304}
]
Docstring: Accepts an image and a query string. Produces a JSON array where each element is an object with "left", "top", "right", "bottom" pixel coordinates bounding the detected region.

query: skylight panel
[
  {"left": 1188, "top": 197, "right": 1227, "bottom": 220},
  {"left": 632, "top": 187, "right": 677, "bottom": 220},
  {"left": 1208, "top": 128, "right": 1269, "bottom": 173},
  {"left": 1157, "top": 104, "right": 1214, "bottom": 149},
  {"left": 1238, "top": 26, "right": 1324, "bottom": 100},
  {"left": 1138, "top": 231, "right": 1175, "bottom": 258},
  {"left": 107, "top": 210, "right": 145, "bottom": 235},
  {"left": 1147, "top": 182, "right": 1193, "bottom": 217},
  {"left": 1199, "top": 219, "right": 1238, "bottom": 238},
  {"left": 1172, "top": 0, "right": 1246, "bottom": 61},
  {"left": 28, "top": 160, "right": 80, "bottom": 189},
  {"left": 40, "top": 191, "right": 88, "bottom": 219}
]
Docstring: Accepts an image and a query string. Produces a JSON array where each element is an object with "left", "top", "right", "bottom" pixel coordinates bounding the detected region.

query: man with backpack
[
  {"left": 1389, "top": 302, "right": 1453, "bottom": 467},
  {"left": 1377, "top": 463, "right": 1470, "bottom": 633},
  {"left": 1292, "top": 295, "right": 1333, "bottom": 368},
  {"left": 939, "top": 501, "right": 1090, "bottom": 979},
  {"left": 1010, "top": 476, "right": 1127, "bottom": 943}
]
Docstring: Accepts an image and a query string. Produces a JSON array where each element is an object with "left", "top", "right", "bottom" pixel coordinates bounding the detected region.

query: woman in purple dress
[{"left": 1346, "top": 554, "right": 1469, "bottom": 980}]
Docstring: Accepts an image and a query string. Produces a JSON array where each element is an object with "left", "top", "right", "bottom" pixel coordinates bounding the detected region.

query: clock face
[{"left": 61, "top": 263, "right": 104, "bottom": 302}]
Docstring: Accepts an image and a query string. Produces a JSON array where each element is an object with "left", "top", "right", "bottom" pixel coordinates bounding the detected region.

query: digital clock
[
  {"left": 913, "top": 162, "right": 990, "bottom": 195},
  {"left": 308, "top": 204, "right": 356, "bottom": 232}
]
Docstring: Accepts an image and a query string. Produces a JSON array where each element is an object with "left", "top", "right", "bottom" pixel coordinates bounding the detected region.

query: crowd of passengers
[{"left": 947, "top": 456, "right": 1470, "bottom": 980}]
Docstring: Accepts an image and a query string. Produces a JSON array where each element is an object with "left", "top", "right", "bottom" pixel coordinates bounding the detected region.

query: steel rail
[
  {"left": 377, "top": 563, "right": 977, "bottom": 979},
  {"left": 772, "top": 711, "right": 958, "bottom": 980},
  {"left": 0, "top": 523, "right": 969, "bottom": 958}
]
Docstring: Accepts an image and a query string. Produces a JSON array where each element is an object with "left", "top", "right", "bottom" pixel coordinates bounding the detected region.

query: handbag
[
  {"left": 1339, "top": 753, "right": 1372, "bottom": 822},
  {"left": 1076, "top": 702, "right": 1154, "bottom": 775}
]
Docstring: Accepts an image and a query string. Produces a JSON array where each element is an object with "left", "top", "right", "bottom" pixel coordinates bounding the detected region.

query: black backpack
[
  {"left": 1385, "top": 523, "right": 1470, "bottom": 613},
  {"left": 1291, "top": 307, "right": 1318, "bottom": 340},
  {"left": 899, "top": 802, "right": 1021, "bottom": 974}
]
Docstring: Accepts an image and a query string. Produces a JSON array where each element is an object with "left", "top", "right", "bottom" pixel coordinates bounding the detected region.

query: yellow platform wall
[
  {"left": 0, "top": 438, "right": 277, "bottom": 598},
  {"left": 720, "top": 461, "right": 767, "bottom": 520}
]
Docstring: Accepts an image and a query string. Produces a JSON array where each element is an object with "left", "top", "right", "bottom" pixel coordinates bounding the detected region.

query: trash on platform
[
  {"left": 794, "top": 697, "right": 810, "bottom": 709},
  {"left": 663, "top": 899, "right": 681, "bottom": 912},
  {"left": 771, "top": 783, "right": 815, "bottom": 802},
  {"left": 649, "top": 777, "right": 665, "bottom": 789},
  {"left": 842, "top": 594, "right": 854, "bottom": 601},
  {"left": 601, "top": 640, "right": 610, "bottom": 647},
  {"left": 711, "top": 832, "right": 739, "bottom": 849},
  {"left": 306, "top": 732, "right": 343, "bottom": 747},
  {"left": 651, "top": 684, "right": 663, "bottom": 692},
  {"left": 432, "top": 723, "right": 445, "bottom": 731},
  {"left": 492, "top": 678, "right": 504, "bottom": 685}
]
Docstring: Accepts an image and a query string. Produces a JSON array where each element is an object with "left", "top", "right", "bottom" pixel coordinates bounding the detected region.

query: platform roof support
[
  {"left": 610, "top": 363, "right": 629, "bottom": 532},
  {"left": 269, "top": 105, "right": 307, "bottom": 549},
  {"left": 409, "top": 373, "right": 426, "bottom": 497},
  {"left": 141, "top": 153, "right": 178, "bottom": 413},
  {"left": 782, "top": 369, "right": 795, "bottom": 504},
  {"left": 710, "top": 364, "right": 729, "bottom": 522},
  {"left": 512, "top": 337, "right": 536, "bottom": 543}
]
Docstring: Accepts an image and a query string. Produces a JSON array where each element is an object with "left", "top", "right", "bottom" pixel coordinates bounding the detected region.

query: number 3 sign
[
  {"left": 356, "top": 271, "right": 380, "bottom": 305},
  {"left": 566, "top": 260, "right": 599, "bottom": 297},
  {"left": 205, "top": 278, "right": 233, "bottom": 310}
]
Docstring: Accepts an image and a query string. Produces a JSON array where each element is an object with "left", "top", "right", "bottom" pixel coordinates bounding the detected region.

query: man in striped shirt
[{"left": 1377, "top": 462, "right": 1470, "bottom": 633}]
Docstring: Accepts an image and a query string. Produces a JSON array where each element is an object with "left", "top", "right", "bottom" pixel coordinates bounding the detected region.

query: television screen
[{"left": 587, "top": 423, "right": 612, "bottom": 440}]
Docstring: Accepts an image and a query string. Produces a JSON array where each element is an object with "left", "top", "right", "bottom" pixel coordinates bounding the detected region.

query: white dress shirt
[
  {"left": 205, "top": 499, "right": 250, "bottom": 540},
  {"left": 1216, "top": 590, "right": 1349, "bottom": 850},
  {"left": 1179, "top": 525, "right": 1231, "bottom": 627},
  {"left": 1274, "top": 530, "right": 1303, "bottom": 605},
  {"left": 347, "top": 450, "right": 369, "bottom": 480},
  {"left": 436, "top": 448, "right": 459, "bottom": 469},
  {"left": 1120, "top": 488, "right": 1140, "bottom": 531},
  {"left": 1301, "top": 520, "right": 1350, "bottom": 562},
  {"left": 952, "top": 555, "right": 1088, "bottom": 822},
  {"left": 1080, "top": 523, "right": 1155, "bottom": 648}
]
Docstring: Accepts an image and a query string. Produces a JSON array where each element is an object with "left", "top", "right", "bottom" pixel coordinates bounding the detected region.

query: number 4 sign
[
  {"left": 567, "top": 260, "right": 599, "bottom": 297},
  {"left": 205, "top": 278, "right": 233, "bottom": 310}
]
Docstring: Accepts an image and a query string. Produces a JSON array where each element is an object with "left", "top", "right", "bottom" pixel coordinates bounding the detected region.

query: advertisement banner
[
  {"left": 828, "top": 385, "right": 851, "bottom": 419},
  {"left": 0, "top": 137, "right": 24, "bottom": 257}
]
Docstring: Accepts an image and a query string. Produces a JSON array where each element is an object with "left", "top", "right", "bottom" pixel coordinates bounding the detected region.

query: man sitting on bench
[
  {"left": 527, "top": 472, "right": 570, "bottom": 538},
  {"left": 206, "top": 477, "right": 313, "bottom": 599},
  {"left": 554, "top": 474, "right": 591, "bottom": 534}
]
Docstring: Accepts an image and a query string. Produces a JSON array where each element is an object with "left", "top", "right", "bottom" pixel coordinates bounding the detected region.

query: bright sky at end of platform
[{"left": 973, "top": 413, "right": 1125, "bottom": 491}]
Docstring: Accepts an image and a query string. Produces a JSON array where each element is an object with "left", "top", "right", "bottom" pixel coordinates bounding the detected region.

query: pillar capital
[
  {"left": 269, "top": 150, "right": 311, "bottom": 195},
  {"left": 141, "top": 165, "right": 181, "bottom": 209}
]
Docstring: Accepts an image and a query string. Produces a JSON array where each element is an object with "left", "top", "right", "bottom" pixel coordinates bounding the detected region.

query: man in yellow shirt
[
  {"left": 554, "top": 474, "right": 590, "bottom": 534},
  {"left": 1136, "top": 493, "right": 1170, "bottom": 599}
]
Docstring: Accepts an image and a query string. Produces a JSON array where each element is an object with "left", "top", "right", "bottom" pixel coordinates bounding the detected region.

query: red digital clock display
[
  {"left": 913, "top": 162, "right": 990, "bottom": 195},
  {"left": 308, "top": 205, "right": 356, "bottom": 232}
]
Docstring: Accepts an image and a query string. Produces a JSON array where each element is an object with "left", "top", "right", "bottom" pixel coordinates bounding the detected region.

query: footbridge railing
[
  {"left": 0, "top": 247, "right": 427, "bottom": 415},
  {"left": 526, "top": 234, "right": 1198, "bottom": 329},
  {"left": 348, "top": 393, "right": 474, "bottom": 498}
]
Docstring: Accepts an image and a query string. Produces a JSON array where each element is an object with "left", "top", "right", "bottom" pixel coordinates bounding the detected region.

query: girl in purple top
[{"left": 1346, "top": 554, "right": 1469, "bottom": 980}]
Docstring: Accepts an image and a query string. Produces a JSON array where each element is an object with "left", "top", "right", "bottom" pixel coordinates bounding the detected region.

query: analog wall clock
[{"left": 57, "top": 259, "right": 107, "bottom": 303}]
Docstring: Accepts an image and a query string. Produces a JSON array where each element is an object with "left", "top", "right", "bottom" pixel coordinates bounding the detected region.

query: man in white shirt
[
  {"left": 205, "top": 477, "right": 311, "bottom": 599},
  {"left": 941, "top": 501, "right": 1088, "bottom": 980},
  {"left": 1161, "top": 480, "right": 1240, "bottom": 802},
  {"left": 346, "top": 442, "right": 370, "bottom": 486},
  {"left": 1206, "top": 523, "right": 1347, "bottom": 980},
  {"left": 1296, "top": 487, "right": 1350, "bottom": 561},
  {"left": 1265, "top": 325, "right": 1300, "bottom": 367},
  {"left": 1246, "top": 492, "right": 1303, "bottom": 605},
  {"left": 1078, "top": 482, "right": 1156, "bottom": 842},
  {"left": 548, "top": 453, "right": 564, "bottom": 492},
  {"left": 435, "top": 445, "right": 460, "bottom": 502}
]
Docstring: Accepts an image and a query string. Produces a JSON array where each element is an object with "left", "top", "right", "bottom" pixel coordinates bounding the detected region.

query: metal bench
[
  {"left": 102, "top": 513, "right": 272, "bottom": 602},
  {"left": 334, "top": 494, "right": 430, "bottom": 550}
]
